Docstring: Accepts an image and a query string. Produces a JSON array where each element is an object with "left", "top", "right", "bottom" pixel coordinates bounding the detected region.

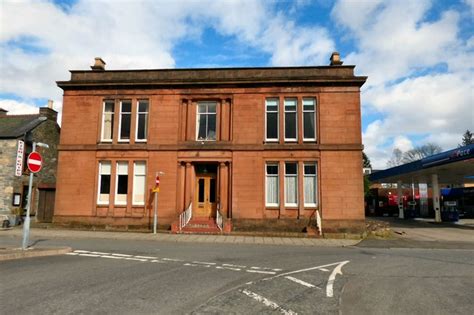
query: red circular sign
[
  {"left": 155, "top": 176, "right": 160, "bottom": 186},
  {"left": 27, "top": 152, "right": 43, "bottom": 173}
]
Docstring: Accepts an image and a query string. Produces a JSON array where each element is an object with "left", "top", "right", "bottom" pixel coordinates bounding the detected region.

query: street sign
[
  {"left": 15, "top": 140, "right": 25, "bottom": 176},
  {"left": 27, "top": 152, "right": 43, "bottom": 173}
]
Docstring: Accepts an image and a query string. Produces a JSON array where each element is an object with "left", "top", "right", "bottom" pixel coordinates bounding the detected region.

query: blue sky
[{"left": 1, "top": 0, "right": 473, "bottom": 168}]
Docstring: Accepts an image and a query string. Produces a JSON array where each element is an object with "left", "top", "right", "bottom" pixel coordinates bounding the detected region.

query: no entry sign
[{"left": 27, "top": 152, "right": 43, "bottom": 173}]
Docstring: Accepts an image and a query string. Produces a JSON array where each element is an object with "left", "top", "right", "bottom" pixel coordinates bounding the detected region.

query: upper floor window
[
  {"left": 196, "top": 102, "right": 217, "bottom": 141},
  {"left": 119, "top": 100, "right": 132, "bottom": 142},
  {"left": 303, "top": 98, "right": 316, "bottom": 141},
  {"left": 136, "top": 100, "right": 149, "bottom": 142},
  {"left": 265, "top": 98, "right": 279, "bottom": 142},
  {"left": 284, "top": 98, "right": 297, "bottom": 141},
  {"left": 101, "top": 101, "right": 114, "bottom": 142}
]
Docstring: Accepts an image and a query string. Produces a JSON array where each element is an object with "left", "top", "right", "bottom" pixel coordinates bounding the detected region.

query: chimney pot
[
  {"left": 48, "top": 99, "right": 54, "bottom": 109},
  {"left": 91, "top": 57, "right": 106, "bottom": 71},
  {"left": 330, "top": 51, "right": 343, "bottom": 66}
]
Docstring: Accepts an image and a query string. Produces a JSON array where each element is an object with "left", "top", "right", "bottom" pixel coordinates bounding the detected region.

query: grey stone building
[{"left": 0, "top": 104, "right": 60, "bottom": 225}]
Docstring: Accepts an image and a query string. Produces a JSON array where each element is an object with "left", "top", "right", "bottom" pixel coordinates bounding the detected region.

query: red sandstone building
[{"left": 55, "top": 53, "right": 367, "bottom": 233}]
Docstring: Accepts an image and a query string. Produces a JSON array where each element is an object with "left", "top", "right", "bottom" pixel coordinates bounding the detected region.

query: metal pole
[
  {"left": 22, "top": 142, "right": 36, "bottom": 250},
  {"left": 153, "top": 172, "right": 158, "bottom": 234}
]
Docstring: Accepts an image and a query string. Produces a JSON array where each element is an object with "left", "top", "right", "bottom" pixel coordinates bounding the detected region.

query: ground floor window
[
  {"left": 285, "top": 162, "right": 298, "bottom": 206},
  {"left": 304, "top": 163, "right": 317, "bottom": 206},
  {"left": 133, "top": 161, "right": 146, "bottom": 205},
  {"left": 98, "top": 161, "right": 111, "bottom": 205},
  {"left": 115, "top": 162, "right": 129, "bottom": 205},
  {"left": 266, "top": 163, "right": 279, "bottom": 206}
]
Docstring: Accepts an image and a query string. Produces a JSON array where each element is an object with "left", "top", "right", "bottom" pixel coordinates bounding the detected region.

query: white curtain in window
[
  {"left": 285, "top": 176, "right": 297, "bottom": 205},
  {"left": 266, "top": 176, "right": 278, "bottom": 205},
  {"left": 304, "top": 176, "right": 316, "bottom": 205},
  {"left": 133, "top": 162, "right": 146, "bottom": 205}
]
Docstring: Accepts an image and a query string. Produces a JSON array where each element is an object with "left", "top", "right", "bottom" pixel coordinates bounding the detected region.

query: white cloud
[
  {"left": 0, "top": 99, "right": 40, "bottom": 115},
  {"left": 333, "top": 0, "right": 474, "bottom": 168}
]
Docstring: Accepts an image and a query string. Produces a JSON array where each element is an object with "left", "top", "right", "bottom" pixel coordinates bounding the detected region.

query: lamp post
[
  {"left": 153, "top": 171, "right": 165, "bottom": 234},
  {"left": 22, "top": 142, "right": 49, "bottom": 250}
]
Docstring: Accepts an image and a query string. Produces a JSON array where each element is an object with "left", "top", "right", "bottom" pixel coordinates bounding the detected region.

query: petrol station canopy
[{"left": 369, "top": 144, "right": 474, "bottom": 185}]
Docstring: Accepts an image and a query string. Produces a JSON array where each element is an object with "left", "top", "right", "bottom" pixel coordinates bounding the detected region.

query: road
[{"left": 1, "top": 232, "right": 473, "bottom": 315}]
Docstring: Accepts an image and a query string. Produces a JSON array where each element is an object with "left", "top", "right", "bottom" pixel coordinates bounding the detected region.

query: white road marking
[
  {"left": 318, "top": 268, "right": 329, "bottom": 272},
  {"left": 78, "top": 253, "right": 100, "bottom": 257},
  {"left": 101, "top": 255, "right": 123, "bottom": 259},
  {"left": 246, "top": 269, "right": 276, "bottom": 275},
  {"left": 192, "top": 261, "right": 216, "bottom": 265},
  {"left": 150, "top": 260, "right": 166, "bottom": 263},
  {"left": 124, "top": 257, "right": 148, "bottom": 262},
  {"left": 284, "top": 276, "right": 315, "bottom": 288},
  {"left": 216, "top": 266, "right": 241, "bottom": 271},
  {"left": 264, "top": 261, "right": 349, "bottom": 281},
  {"left": 240, "top": 289, "right": 297, "bottom": 315},
  {"left": 250, "top": 266, "right": 282, "bottom": 271},
  {"left": 222, "top": 263, "right": 246, "bottom": 268},
  {"left": 90, "top": 251, "right": 109, "bottom": 255},
  {"left": 65, "top": 253, "right": 78, "bottom": 255},
  {"left": 326, "top": 261, "right": 349, "bottom": 298},
  {"left": 184, "top": 263, "right": 211, "bottom": 267},
  {"left": 162, "top": 258, "right": 183, "bottom": 262},
  {"left": 74, "top": 250, "right": 90, "bottom": 253},
  {"left": 111, "top": 253, "right": 133, "bottom": 257},
  {"left": 134, "top": 255, "right": 158, "bottom": 259}
]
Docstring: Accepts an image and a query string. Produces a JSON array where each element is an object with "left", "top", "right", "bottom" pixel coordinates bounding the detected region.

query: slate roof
[{"left": 0, "top": 114, "right": 47, "bottom": 139}]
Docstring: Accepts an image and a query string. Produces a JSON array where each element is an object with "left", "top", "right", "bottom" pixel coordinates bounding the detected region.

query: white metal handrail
[
  {"left": 316, "top": 210, "right": 322, "bottom": 236},
  {"left": 216, "top": 204, "right": 223, "bottom": 231},
  {"left": 179, "top": 203, "right": 192, "bottom": 231}
]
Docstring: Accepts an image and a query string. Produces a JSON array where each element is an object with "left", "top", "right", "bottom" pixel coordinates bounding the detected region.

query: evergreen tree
[{"left": 460, "top": 130, "right": 473, "bottom": 146}]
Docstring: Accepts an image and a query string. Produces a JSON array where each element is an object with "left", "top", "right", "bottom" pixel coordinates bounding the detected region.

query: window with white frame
[
  {"left": 136, "top": 100, "right": 149, "bottom": 142},
  {"left": 101, "top": 101, "right": 114, "bottom": 142},
  {"left": 303, "top": 98, "right": 316, "bottom": 141},
  {"left": 304, "top": 163, "right": 317, "bottom": 206},
  {"left": 284, "top": 98, "right": 297, "bottom": 141},
  {"left": 285, "top": 162, "right": 298, "bottom": 206},
  {"left": 119, "top": 100, "right": 132, "bottom": 141},
  {"left": 265, "top": 98, "right": 279, "bottom": 141},
  {"left": 115, "top": 162, "right": 128, "bottom": 205},
  {"left": 265, "top": 163, "right": 279, "bottom": 206},
  {"left": 196, "top": 102, "right": 217, "bottom": 141},
  {"left": 133, "top": 161, "right": 146, "bottom": 205},
  {"left": 97, "top": 161, "right": 111, "bottom": 205}
]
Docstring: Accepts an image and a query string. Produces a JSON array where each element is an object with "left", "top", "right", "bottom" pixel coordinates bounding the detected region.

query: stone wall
[{"left": 0, "top": 139, "right": 19, "bottom": 215}]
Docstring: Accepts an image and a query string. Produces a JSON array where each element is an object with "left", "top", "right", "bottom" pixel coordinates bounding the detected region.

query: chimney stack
[
  {"left": 330, "top": 52, "right": 343, "bottom": 66},
  {"left": 39, "top": 101, "right": 58, "bottom": 122},
  {"left": 91, "top": 57, "right": 106, "bottom": 71}
]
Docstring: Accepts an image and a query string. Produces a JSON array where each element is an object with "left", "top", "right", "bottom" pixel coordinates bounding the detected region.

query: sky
[{"left": 0, "top": 0, "right": 473, "bottom": 168}]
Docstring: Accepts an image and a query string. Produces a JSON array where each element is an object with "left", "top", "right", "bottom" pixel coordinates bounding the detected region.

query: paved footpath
[{"left": 1, "top": 227, "right": 360, "bottom": 247}]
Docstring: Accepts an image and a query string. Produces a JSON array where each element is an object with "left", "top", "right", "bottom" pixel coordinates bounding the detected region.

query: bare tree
[
  {"left": 387, "top": 143, "right": 442, "bottom": 167},
  {"left": 387, "top": 148, "right": 403, "bottom": 167}
]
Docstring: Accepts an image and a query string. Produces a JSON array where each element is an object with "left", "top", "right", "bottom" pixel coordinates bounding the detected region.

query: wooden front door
[
  {"left": 37, "top": 189, "right": 55, "bottom": 222},
  {"left": 194, "top": 175, "right": 217, "bottom": 218}
]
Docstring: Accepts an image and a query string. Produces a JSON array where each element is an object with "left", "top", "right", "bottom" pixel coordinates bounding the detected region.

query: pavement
[{"left": 0, "top": 226, "right": 359, "bottom": 261}]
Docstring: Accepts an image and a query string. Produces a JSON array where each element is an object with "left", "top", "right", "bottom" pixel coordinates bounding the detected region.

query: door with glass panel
[{"left": 194, "top": 175, "right": 217, "bottom": 218}]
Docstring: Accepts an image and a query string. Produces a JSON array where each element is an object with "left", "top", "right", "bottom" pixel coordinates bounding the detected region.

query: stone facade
[
  {"left": 55, "top": 58, "right": 367, "bottom": 233},
  {"left": 0, "top": 109, "right": 59, "bottom": 223}
]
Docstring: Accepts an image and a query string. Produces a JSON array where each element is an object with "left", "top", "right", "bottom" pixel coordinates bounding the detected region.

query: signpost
[
  {"left": 22, "top": 142, "right": 48, "bottom": 250},
  {"left": 152, "top": 172, "right": 164, "bottom": 234}
]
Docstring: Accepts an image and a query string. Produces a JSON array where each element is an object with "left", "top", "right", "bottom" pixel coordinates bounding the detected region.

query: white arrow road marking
[
  {"left": 240, "top": 289, "right": 297, "bottom": 315},
  {"left": 326, "top": 261, "right": 349, "bottom": 298},
  {"left": 284, "top": 276, "right": 315, "bottom": 288}
]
